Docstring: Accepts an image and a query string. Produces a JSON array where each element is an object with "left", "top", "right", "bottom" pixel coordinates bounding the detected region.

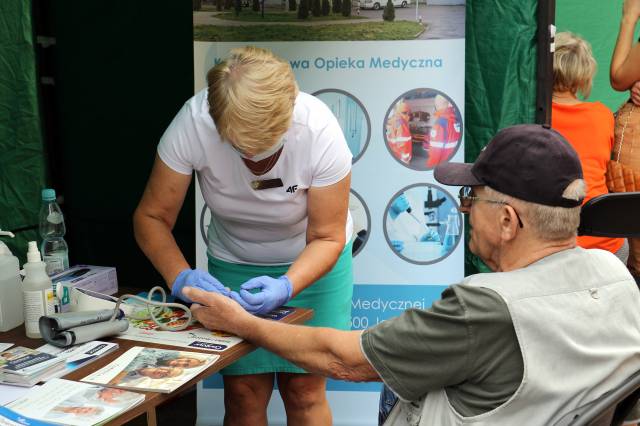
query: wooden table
[{"left": 0, "top": 307, "right": 313, "bottom": 426}]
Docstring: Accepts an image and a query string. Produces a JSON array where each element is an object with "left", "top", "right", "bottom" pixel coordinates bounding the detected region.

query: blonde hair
[
  {"left": 553, "top": 32, "right": 596, "bottom": 99},
  {"left": 207, "top": 46, "right": 299, "bottom": 154},
  {"left": 485, "top": 182, "right": 585, "bottom": 241}
]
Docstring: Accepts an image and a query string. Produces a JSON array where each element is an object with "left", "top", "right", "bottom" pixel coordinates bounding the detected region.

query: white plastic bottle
[
  {"left": 0, "top": 230, "right": 24, "bottom": 332},
  {"left": 22, "top": 241, "right": 55, "bottom": 338}
]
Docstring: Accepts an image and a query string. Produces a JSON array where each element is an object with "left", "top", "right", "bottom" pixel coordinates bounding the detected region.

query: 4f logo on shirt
[{"left": 286, "top": 185, "right": 298, "bottom": 194}]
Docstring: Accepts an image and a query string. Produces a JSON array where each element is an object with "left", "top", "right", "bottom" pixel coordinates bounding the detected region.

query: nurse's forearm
[
  {"left": 287, "top": 174, "right": 351, "bottom": 295},
  {"left": 285, "top": 239, "right": 344, "bottom": 296},
  {"left": 133, "top": 211, "right": 189, "bottom": 287}
]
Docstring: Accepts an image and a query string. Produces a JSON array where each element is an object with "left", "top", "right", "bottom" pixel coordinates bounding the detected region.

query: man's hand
[{"left": 183, "top": 287, "right": 251, "bottom": 336}]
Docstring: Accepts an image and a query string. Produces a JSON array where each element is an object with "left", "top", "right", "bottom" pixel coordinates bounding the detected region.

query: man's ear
[{"left": 498, "top": 205, "right": 519, "bottom": 241}]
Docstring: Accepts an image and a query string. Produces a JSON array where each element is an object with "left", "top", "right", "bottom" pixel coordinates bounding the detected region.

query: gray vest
[{"left": 384, "top": 248, "right": 640, "bottom": 426}]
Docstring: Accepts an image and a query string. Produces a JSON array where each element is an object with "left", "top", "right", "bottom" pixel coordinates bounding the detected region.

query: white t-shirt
[{"left": 158, "top": 89, "right": 353, "bottom": 265}]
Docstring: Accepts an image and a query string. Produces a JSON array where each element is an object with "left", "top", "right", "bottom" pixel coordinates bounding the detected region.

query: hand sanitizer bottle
[
  {"left": 22, "top": 241, "right": 55, "bottom": 338},
  {"left": 0, "top": 230, "right": 23, "bottom": 332}
]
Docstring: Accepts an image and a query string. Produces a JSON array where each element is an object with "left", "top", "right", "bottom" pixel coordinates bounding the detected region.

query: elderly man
[{"left": 186, "top": 124, "right": 640, "bottom": 425}]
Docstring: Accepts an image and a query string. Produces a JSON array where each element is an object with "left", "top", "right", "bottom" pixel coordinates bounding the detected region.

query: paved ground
[{"left": 193, "top": 4, "right": 465, "bottom": 39}]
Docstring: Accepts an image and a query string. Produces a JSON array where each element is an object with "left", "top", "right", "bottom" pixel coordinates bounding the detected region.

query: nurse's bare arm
[
  {"left": 285, "top": 172, "right": 351, "bottom": 296},
  {"left": 611, "top": 0, "right": 640, "bottom": 90},
  {"left": 133, "top": 155, "right": 192, "bottom": 287},
  {"left": 186, "top": 287, "right": 380, "bottom": 382}
]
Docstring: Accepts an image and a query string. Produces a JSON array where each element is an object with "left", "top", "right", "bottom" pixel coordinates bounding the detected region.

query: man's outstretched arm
[{"left": 184, "top": 287, "right": 380, "bottom": 383}]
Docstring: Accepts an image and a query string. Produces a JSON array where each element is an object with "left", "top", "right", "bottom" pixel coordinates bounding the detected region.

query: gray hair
[{"left": 484, "top": 180, "right": 585, "bottom": 240}]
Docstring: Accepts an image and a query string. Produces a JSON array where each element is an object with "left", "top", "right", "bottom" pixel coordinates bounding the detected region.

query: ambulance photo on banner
[{"left": 193, "top": 1, "right": 465, "bottom": 423}]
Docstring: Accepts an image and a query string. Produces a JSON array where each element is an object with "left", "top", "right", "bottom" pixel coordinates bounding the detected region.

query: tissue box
[{"left": 51, "top": 265, "right": 118, "bottom": 312}]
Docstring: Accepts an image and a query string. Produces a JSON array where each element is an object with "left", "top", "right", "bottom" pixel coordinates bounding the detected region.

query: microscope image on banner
[
  {"left": 313, "top": 89, "right": 371, "bottom": 163},
  {"left": 384, "top": 88, "right": 462, "bottom": 171},
  {"left": 349, "top": 190, "right": 371, "bottom": 257},
  {"left": 384, "top": 183, "right": 462, "bottom": 264}
]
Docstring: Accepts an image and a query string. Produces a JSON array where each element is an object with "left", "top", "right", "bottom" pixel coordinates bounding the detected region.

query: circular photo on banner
[
  {"left": 349, "top": 190, "right": 371, "bottom": 257},
  {"left": 384, "top": 184, "right": 462, "bottom": 264},
  {"left": 383, "top": 89, "right": 463, "bottom": 171},
  {"left": 313, "top": 89, "right": 371, "bottom": 163}
]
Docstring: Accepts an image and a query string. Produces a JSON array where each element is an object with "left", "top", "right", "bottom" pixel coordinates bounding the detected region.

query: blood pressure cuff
[{"left": 39, "top": 309, "right": 128, "bottom": 348}]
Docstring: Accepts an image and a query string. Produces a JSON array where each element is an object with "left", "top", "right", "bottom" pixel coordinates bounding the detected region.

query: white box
[{"left": 51, "top": 265, "right": 118, "bottom": 312}]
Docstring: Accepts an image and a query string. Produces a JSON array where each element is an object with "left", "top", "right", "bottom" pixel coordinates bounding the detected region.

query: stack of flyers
[
  {"left": 0, "top": 347, "right": 64, "bottom": 387},
  {"left": 37, "top": 341, "right": 119, "bottom": 381}
]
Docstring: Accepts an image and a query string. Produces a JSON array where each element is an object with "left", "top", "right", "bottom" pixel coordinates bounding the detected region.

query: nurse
[{"left": 133, "top": 46, "right": 354, "bottom": 425}]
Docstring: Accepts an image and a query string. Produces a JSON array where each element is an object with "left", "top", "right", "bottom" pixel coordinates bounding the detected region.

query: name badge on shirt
[{"left": 251, "top": 178, "right": 284, "bottom": 190}]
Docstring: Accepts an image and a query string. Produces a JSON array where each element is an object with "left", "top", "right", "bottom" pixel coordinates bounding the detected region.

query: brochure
[
  {"left": 0, "top": 343, "right": 13, "bottom": 352},
  {"left": 6, "top": 378, "right": 145, "bottom": 426},
  {"left": 37, "top": 341, "right": 119, "bottom": 381},
  {"left": 0, "top": 347, "right": 59, "bottom": 374},
  {"left": 0, "top": 347, "right": 64, "bottom": 387},
  {"left": 117, "top": 306, "right": 243, "bottom": 352},
  {"left": 81, "top": 346, "right": 219, "bottom": 393}
]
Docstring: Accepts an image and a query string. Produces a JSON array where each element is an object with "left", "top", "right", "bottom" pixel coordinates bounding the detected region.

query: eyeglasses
[{"left": 458, "top": 186, "right": 524, "bottom": 228}]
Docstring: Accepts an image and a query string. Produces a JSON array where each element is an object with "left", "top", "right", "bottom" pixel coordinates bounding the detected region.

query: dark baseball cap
[{"left": 434, "top": 124, "right": 584, "bottom": 208}]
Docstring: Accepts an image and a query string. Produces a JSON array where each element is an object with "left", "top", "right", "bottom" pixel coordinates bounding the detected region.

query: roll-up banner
[{"left": 193, "top": 2, "right": 465, "bottom": 424}]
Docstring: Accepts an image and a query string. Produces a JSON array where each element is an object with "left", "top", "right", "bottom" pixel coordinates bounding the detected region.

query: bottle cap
[
  {"left": 27, "top": 241, "right": 42, "bottom": 263},
  {"left": 42, "top": 188, "right": 56, "bottom": 201}
]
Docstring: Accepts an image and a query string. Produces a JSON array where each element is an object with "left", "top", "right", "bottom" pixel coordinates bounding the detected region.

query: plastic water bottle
[
  {"left": 0, "top": 230, "right": 24, "bottom": 331},
  {"left": 39, "top": 188, "right": 69, "bottom": 276},
  {"left": 23, "top": 241, "right": 55, "bottom": 338}
]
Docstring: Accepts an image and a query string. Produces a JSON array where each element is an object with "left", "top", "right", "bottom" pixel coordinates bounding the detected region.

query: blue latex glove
[
  {"left": 171, "top": 268, "right": 229, "bottom": 302},
  {"left": 391, "top": 240, "right": 404, "bottom": 253},
  {"left": 231, "top": 275, "right": 293, "bottom": 315},
  {"left": 419, "top": 228, "right": 440, "bottom": 242},
  {"left": 389, "top": 194, "right": 410, "bottom": 220}
]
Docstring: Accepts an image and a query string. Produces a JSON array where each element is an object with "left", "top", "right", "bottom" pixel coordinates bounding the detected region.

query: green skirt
[{"left": 208, "top": 242, "right": 353, "bottom": 375}]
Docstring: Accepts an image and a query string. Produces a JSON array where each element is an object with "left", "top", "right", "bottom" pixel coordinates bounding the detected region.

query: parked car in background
[{"left": 358, "top": 0, "right": 410, "bottom": 9}]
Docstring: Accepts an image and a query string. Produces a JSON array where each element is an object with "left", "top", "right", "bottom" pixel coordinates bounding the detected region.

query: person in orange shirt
[{"left": 551, "top": 32, "right": 627, "bottom": 260}]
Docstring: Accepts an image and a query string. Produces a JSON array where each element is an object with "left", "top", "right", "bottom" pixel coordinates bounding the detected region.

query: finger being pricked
[{"left": 183, "top": 287, "right": 250, "bottom": 334}]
